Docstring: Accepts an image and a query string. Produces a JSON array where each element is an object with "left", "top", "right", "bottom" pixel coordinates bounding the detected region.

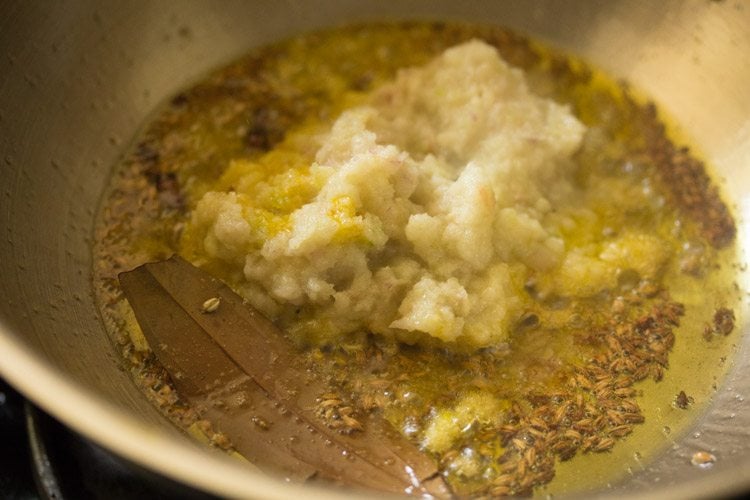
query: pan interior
[{"left": 0, "top": 1, "right": 749, "bottom": 498}]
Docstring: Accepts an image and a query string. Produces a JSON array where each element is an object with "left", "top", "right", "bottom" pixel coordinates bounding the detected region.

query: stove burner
[
  {"left": 0, "top": 379, "right": 36, "bottom": 499},
  {"left": 1, "top": 378, "right": 216, "bottom": 500}
]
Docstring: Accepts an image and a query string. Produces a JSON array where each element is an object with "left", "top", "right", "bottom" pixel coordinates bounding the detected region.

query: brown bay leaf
[{"left": 119, "top": 256, "right": 449, "bottom": 497}]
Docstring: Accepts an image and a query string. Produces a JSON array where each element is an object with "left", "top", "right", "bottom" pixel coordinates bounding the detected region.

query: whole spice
[
  {"left": 691, "top": 451, "right": 716, "bottom": 468},
  {"left": 675, "top": 390, "right": 692, "bottom": 410},
  {"left": 201, "top": 296, "right": 221, "bottom": 313}
]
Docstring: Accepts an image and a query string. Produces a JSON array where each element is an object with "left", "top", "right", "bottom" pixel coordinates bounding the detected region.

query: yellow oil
[{"left": 545, "top": 253, "right": 740, "bottom": 495}]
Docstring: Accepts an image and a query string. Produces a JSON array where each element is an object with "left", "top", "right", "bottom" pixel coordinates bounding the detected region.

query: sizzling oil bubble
[{"left": 230, "top": 391, "right": 248, "bottom": 408}]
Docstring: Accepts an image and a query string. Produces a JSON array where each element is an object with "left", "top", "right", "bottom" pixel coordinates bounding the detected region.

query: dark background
[{"left": 0, "top": 377, "right": 214, "bottom": 500}]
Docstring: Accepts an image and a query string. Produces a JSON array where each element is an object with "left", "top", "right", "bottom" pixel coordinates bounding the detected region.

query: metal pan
[{"left": 1, "top": 1, "right": 749, "bottom": 497}]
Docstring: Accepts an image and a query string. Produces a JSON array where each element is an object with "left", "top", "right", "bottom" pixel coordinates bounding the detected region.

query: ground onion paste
[{"left": 183, "top": 40, "right": 650, "bottom": 349}]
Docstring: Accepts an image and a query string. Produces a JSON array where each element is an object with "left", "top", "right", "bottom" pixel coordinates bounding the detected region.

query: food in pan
[{"left": 94, "top": 22, "right": 739, "bottom": 496}]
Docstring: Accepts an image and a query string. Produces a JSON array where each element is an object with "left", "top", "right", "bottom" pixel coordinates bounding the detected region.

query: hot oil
[
  {"left": 92, "top": 22, "right": 741, "bottom": 496},
  {"left": 544, "top": 253, "right": 740, "bottom": 494}
]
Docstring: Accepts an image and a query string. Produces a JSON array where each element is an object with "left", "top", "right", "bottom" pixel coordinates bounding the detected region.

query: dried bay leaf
[{"left": 119, "top": 256, "right": 449, "bottom": 496}]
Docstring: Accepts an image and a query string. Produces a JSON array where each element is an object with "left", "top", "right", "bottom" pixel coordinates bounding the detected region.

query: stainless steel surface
[{"left": 0, "top": 0, "right": 748, "bottom": 497}]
